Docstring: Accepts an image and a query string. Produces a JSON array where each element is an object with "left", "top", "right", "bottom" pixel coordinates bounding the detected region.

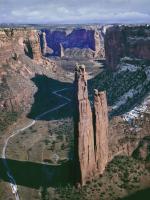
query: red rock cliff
[
  {"left": 105, "top": 25, "right": 150, "bottom": 70},
  {"left": 41, "top": 28, "right": 104, "bottom": 58},
  {"left": 0, "top": 28, "right": 42, "bottom": 63}
]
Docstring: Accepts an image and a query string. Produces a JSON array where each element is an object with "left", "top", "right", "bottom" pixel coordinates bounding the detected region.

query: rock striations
[
  {"left": 74, "top": 64, "right": 109, "bottom": 186},
  {"left": 0, "top": 28, "right": 42, "bottom": 63},
  {"left": 28, "top": 30, "right": 42, "bottom": 61}
]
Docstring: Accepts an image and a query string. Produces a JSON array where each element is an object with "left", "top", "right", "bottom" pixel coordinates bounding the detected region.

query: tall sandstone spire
[
  {"left": 94, "top": 89, "right": 109, "bottom": 174},
  {"left": 74, "top": 64, "right": 109, "bottom": 186},
  {"left": 29, "top": 30, "right": 42, "bottom": 61},
  {"left": 74, "top": 64, "right": 96, "bottom": 186}
]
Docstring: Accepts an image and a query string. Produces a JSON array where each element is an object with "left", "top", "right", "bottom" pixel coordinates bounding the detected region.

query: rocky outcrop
[
  {"left": 133, "top": 137, "right": 150, "bottom": 161},
  {"left": 41, "top": 28, "right": 104, "bottom": 58},
  {"left": 105, "top": 25, "right": 150, "bottom": 70},
  {"left": 74, "top": 64, "right": 109, "bottom": 186},
  {"left": 91, "top": 30, "right": 105, "bottom": 58},
  {"left": 28, "top": 30, "right": 42, "bottom": 61},
  {"left": 0, "top": 28, "right": 42, "bottom": 63}
]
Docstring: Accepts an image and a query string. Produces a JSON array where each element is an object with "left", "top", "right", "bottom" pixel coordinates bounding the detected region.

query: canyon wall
[
  {"left": 0, "top": 28, "right": 42, "bottom": 63},
  {"left": 40, "top": 28, "right": 105, "bottom": 59},
  {"left": 105, "top": 25, "right": 150, "bottom": 70},
  {"left": 0, "top": 28, "right": 57, "bottom": 130},
  {"left": 74, "top": 64, "right": 109, "bottom": 186}
]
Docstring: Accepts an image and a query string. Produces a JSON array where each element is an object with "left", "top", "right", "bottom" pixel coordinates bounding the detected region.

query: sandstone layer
[
  {"left": 74, "top": 64, "right": 109, "bottom": 186},
  {"left": 94, "top": 89, "right": 109, "bottom": 174},
  {"left": 0, "top": 28, "right": 58, "bottom": 133},
  {"left": 0, "top": 28, "right": 42, "bottom": 63}
]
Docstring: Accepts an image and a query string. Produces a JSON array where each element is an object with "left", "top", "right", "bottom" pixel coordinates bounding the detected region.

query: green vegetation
[
  {"left": 56, "top": 156, "right": 150, "bottom": 200},
  {"left": 89, "top": 62, "right": 150, "bottom": 116}
]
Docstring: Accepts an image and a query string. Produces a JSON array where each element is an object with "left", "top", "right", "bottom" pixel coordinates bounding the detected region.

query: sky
[{"left": 0, "top": 0, "right": 150, "bottom": 24}]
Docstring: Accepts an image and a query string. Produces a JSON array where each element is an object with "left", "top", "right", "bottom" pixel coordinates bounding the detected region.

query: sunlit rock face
[
  {"left": 0, "top": 28, "right": 57, "bottom": 114},
  {"left": 0, "top": 28, "right": 42, "bottom": 63},
  {"left": 105, "top": 25, "right": 150, "bottom": 70},
  {"left": 74, "top": 64, "right": 109, "bottom": 186}
]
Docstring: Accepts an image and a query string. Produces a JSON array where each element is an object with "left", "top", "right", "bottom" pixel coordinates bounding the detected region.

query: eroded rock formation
[
  {"left": 94, "top": 89, "right": 109, "bottom": 174},
  {"left": 0, "top": 28, "right": 58, "bottom": 129},
  {"left": 0, "top": 28, "right": 42, "bottom": 63},
  {"left": 74, "top": 64, "right": 96, "bottom": 186},
  {"left": 41, "top": 28, "right": 104, "bottom": 58},
  {"left": 28, "top": 30, "right": 42, "bottom": 61},
  {"left": 74, "top": 64, "right": 109, "bottom": 186}
]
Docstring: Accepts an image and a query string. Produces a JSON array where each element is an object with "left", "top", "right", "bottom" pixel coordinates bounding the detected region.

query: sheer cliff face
[
  {"left": 105, "top": 26, "right": 150, "bottom": 70},
  {"left": 40, "top": 28, "right": 105, "bottom": 58},
  {"left": 74, "top": 65, "right": 109, "bottom": 186},
  {"left": 0, "top": 28, "right": 41, "bottom": 63}
]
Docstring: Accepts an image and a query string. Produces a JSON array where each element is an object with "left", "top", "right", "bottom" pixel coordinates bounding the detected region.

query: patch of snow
[
  {"left": 123, "top": 94, "right": 150, "bottom": 122},
  {"left": 121, "top": 57, "right": 134, "bottom": 61},
  {"left": 117, "top": 63, "right": 138, "bottom": 73},
  {"left": 112, "top": 89, "right": 135, "bottom": 111},
  {"left": 112, "top": 64, "right": 150, "bottom": 122}
]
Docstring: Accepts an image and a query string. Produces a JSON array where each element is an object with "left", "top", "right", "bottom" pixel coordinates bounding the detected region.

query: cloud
[{"left": 0, "top": 0, "right": 150, "bottom": 23}]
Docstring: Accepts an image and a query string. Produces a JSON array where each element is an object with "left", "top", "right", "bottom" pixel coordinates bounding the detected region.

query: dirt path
[{"left": 1, "top": 87, "right": 71, "bottom": 200}]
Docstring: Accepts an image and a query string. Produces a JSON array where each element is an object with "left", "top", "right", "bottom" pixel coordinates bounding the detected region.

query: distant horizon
[
  {"left": 0, "top": 22, "right": 150, "bottom": 26},
  {"left": 0, "top": 0, "right": 150, "bottom": 24}
]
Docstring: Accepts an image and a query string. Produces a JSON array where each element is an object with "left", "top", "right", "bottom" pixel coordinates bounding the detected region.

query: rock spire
[{"left": 74, "top": 64, "right": 109, "bottom": 186}]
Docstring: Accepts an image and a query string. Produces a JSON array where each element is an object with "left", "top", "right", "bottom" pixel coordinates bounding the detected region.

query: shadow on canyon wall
[
  {"left": 0, "top": 158, "right": 73, "bottom": 189},
  {"left": 27, "top": 74, "right": 74, "bottom": 121}
]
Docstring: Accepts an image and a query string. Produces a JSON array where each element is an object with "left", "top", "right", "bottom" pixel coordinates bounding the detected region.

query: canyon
[
  {"left": 40, "top": 27, "right": 105, "bottom": 59},
  {"left": 0, "top": 28, "right": 58, "bottom": 133},
  {"left": 0, "top": 24, "right": 150, "bottom": 200}
]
